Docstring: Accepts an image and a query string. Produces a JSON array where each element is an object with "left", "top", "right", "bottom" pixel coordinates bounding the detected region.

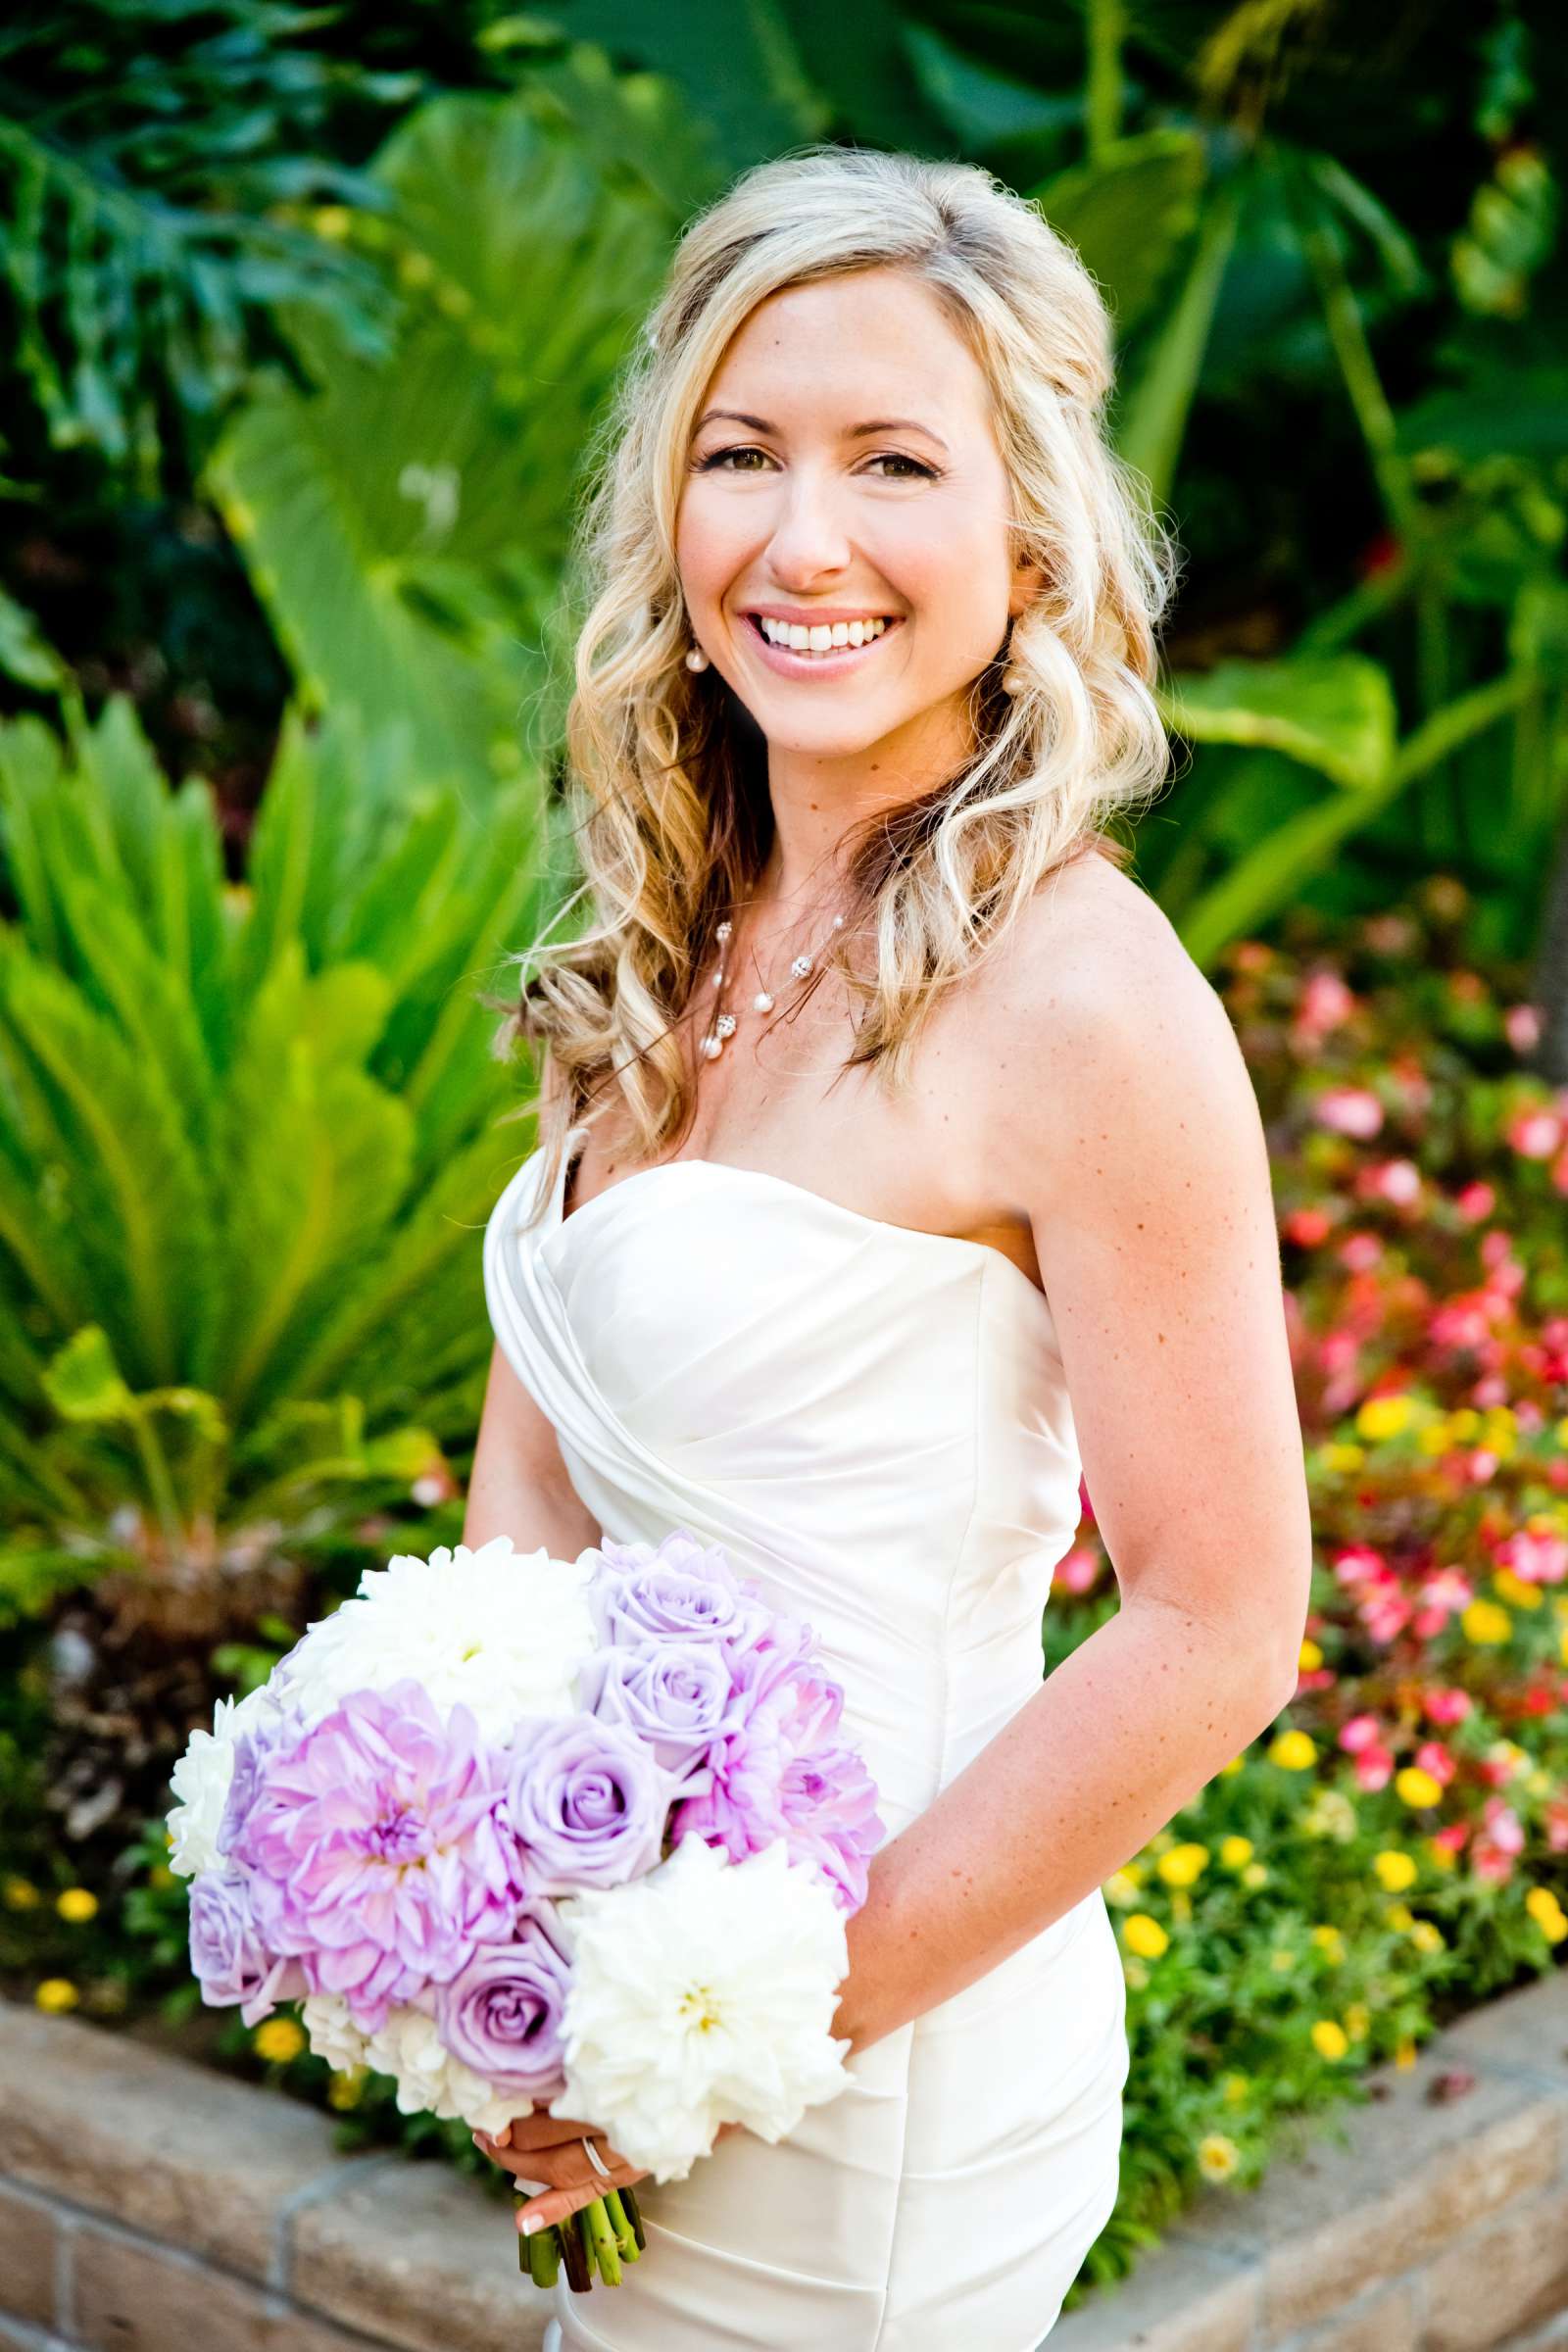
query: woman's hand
[{"left": 472, "top": 2112, "right": 746, "bottom": 2237}]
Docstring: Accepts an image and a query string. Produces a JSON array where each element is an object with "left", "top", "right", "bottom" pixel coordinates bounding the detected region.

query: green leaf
[
  {"left": 1159, "top": 655, "right": 1398, "bottom": 792},
  {"left": 206, "top": 74, "right": 684, "bottom": 797},
  {"left": 40, "top": 1326, "right": 134, "bottom": 1423},
  {"left": 1036, "top": 130, "right": 1208, "bottom": 338},
  {"left": 0, "top": 587, "right": 68, "bottom": 693}
]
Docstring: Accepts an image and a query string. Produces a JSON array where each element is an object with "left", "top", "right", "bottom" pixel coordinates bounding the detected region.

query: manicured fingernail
[{"left": 519, "top": 2212, "right": 542, "bottom": 2234}]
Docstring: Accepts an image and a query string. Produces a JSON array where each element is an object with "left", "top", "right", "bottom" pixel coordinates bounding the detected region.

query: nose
[{"left": 762, "top": 465, "right": 854, "bottom": 586}]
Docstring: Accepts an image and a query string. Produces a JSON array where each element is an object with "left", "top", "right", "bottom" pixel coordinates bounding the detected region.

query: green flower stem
[
  {"left": 621, "top": 2183, "right": 647, "bottom": 2250},
  {"left": 603, "top": 2186, "right": 641, "bottom": 2262},
  {"left": 526, "top": 2222, "right": 560, "bottom": 2289},
  {"left": 583, "top": 2194, "right": 622, "bottom": 2284}
]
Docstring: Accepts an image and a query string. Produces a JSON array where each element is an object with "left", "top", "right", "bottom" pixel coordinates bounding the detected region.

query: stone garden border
[{"left": 0, "top": 1966, "right": 1564, "bottom": 2352}]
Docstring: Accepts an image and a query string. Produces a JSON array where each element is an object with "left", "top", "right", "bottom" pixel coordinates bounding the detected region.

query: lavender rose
[
  {"left": 434, "top": 1905, "right": 574, "bottom": 2100},
  {"left": 579, "top": 1639, "right": 735, "bottom": 1782},
  {"left": 505, "top": 1713, "right": 669, "bottom": 1893},
  {"left": 589, "top": 1530, "right": 767, "bottom": 1649},
  {"left": 188, "top": 1868, "right": 308, "bottom": 2026}
]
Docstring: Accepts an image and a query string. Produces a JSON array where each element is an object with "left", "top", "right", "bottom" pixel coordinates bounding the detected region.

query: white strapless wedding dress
[{"left": 482, "top": 1123, "right": 1128, "bottom": 2352}]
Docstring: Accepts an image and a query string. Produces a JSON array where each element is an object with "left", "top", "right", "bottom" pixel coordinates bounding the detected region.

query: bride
[{"left": 465, "top": 144, "right": 1311, "bottom": 2350}]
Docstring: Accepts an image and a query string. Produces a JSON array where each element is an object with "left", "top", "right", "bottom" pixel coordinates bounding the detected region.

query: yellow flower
[
  {"left": 253, "top": 2018, "right": 306, "bottom": 2065},
  {"left": 1322, "top": 1442, "right": 1365, "bottom": 1473},
  {"left": 1122, "top": 1957, "right": 1150, "bottom": 1990},
  {"left": 1220, "top": 2072, "right": 1250, "bottom": 2107},
  {"left": 1170, "top": 1889, "right": 1193, "bottom": 1924},
  {"left": 1157, "top": 1842, "right": 1211, "bottom": 1887},
  {"left": 1527, "top": 1769, "right": 1551, "bottom": 1798},
  {"left": 1525, "top": 1887, "right": 1568, "bottom": 1943},
  {"left": 1449, "top": 1408, "right": 1480, "bottom": 1440},
  {"left": 1103, "top": 1869, "right": 1143, "bottom": 1909},
  {"left": 1556, "top": 1415, "right": 1568, "bottom": 1448},
  {"left": 1121, "top": 1913, "right": 1169, "bottom": 1960},
  {"left": 1417, "top": 1420, "right": 1452, "bottom": 1456},
  {"left": 1386, "top": 1901, "right": 1415, "bottom": 1932},
  {"left": 148, "top": 1865, "right": 176, "bottom": 1891},
  {"left": 1395, "top": 1766, "right": 1444, "bottom": 1809},
  {"left": 1493, "top": 1570, "right": 1543, "bottom": 1611},
  {"left": 1408, "top": 1920, "right": 1446, "bottom": 1955},
  {"left": 1198, "top": 2133, "right": 1241, "bottom": 2181},
  {"left": 1310, "top": 1925, "right": 1345, "bottom": 1961},
  {"left": 327, "top": 2070, "right": 366, "bottom": 2111},
  {"left": 1344, "top": 2003, "right": 1371, "bottom": 2039},
  {"left": 1270, "top": 1947, "right": 1295, "bottom": 1973},
  {"left": 1428, "top": 1836, "right": 1457, "bottom": 1872},
  {"left": 1218, "top": 1753, "right": 1246, "bottom": 1777},
  {"left": 55, "top": 1887, "right": 98, "bottom": 1924},
  {"left": 2, "top": 1875, "right": 40, "bottom": 1909},
  {"left": 1219, "top": 1835, "right": 1254, "bottom": 1870},
  {"left": 1374, "top": 1849, "right": 1418, "bottom": 1892},
  {"left": 1357, "top": 1394, "right": 1415, "bottom": 1442},
  {"left": 1242, "top": 1862, "right": 1268, "bottom": 1889},
  {"left": 1298, "top": 1638, "right": 1323, "bottom": 1672},
  {"left": 1269, "top": 1730, "right": 1318, "bottom": 1771},
  {"left": 1311, "top": 2019, "right": 1348, "bottom": 2060},
  {"left": 1395, "top": 2035, "right": 1418, "bottom": 2070},
  {"left": 34, "top": 1979, "right": 78, "bottom": 2013},
  {"left": 1461, "top": 1599, "right": 1512, "bottom": 1646}
]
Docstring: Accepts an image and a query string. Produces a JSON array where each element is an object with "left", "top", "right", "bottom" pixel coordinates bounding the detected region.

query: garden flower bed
[{"left": 1, "top": 874, "right": 1565, "bottom": 2320}]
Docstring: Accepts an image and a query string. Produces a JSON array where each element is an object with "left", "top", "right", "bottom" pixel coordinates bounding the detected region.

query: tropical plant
[
  {"left": 0, "top": 687, "right": 551, "bottom": 1638},
  {"left": 203, "top": 45, "right": 718, "bottom": 799}
]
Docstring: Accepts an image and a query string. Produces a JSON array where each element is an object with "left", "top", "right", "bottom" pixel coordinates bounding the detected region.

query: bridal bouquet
[{"left": 165, "top": 1531, "right": 884, "bottom": 2294}]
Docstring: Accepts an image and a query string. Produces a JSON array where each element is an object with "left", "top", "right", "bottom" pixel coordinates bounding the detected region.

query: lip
[{"left": 740, "top": 611, "right": 905, "bottom": 678}]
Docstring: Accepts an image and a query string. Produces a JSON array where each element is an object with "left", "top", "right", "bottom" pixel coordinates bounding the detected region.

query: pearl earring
[
  {"left": 1001, "top": 665, "right": 1024, "bottom": 695},
  {"left": 684, "top": 644, "right": 710, "bottom": 672}
]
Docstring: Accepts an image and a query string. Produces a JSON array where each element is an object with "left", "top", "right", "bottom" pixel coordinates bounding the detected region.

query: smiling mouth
[{"left": 743, "top": 613, "right": 905, "bottom": 667}]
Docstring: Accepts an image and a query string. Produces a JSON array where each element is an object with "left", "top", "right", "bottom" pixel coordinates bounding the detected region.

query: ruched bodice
[{"left": 482, "top": 1123, "right": 1127, "bottom": 2350}]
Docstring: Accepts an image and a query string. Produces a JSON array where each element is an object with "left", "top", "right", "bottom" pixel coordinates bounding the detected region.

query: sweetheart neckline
[{"left": 546, "top": 1124, "right": 1058, "bottom": 1329}]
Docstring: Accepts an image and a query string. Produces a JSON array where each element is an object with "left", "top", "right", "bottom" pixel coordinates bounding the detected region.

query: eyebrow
[{"left": 694, "top": 409, "right": 951, "bottom": 455}]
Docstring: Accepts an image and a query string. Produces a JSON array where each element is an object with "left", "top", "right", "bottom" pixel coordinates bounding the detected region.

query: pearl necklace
[{"left": 699, "top": 907, "right": 849, "bottom": 1060}]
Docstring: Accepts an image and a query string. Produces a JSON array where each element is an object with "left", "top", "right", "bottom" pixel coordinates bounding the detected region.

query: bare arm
[
  {"left": 466, "top": 1051, "right": 603, "bottom": 1559},
  {"left": 464, "top": 1337, "right": 602, "bottom": 1558},
  {"left": 833, "top": 878, "right": 1312, "bottom": 2055}
]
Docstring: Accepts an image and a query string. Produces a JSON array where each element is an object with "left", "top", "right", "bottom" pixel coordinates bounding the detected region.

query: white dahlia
[
  {"left": 302, "top": 1991, "right": 531, "bottom": 2137},
  {"left": 165, "top": 1685, "right": 286, "bottom": 1880},
  {"left": 550, "top": 1835, "right": 853, "bottom": 2181},
  {"left": 271, "top": 1536, "right": 597, "bottom": 1740}
]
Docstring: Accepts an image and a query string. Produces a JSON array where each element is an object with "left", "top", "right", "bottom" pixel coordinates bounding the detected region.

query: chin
[{"left": 743, "top": 707, "right": 900, "bottom": 760}]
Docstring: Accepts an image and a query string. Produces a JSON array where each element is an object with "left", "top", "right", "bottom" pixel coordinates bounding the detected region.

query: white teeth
[{"left": 757, "top": 615, "right": 890, "bottom": 655}]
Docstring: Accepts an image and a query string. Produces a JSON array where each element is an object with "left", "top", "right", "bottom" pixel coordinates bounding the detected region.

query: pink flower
[
  {"left": 231, "top": 1681, "right": 526, "bottom": 2034},
  {"left": 1424, "top": 1687, "right": 1473, "bottom": 1727},
  {"left": 1506, "top": 1108, "right": 1562, "bottom": 1160},
  {"left": 1496, "top": 1529, "right": 1568, "bottom": 1586},
  {"left": 1315, "top": 1087, "right": 1384, "bottom": 1139},
  {"left": 1339, "top": 1712, "right": 1383, "bottom": 1754},
  {"left": 1352, "top": 1743, "right": 1395, "bottom": 1791},
  {"left": 1415, "top": 1741, "right": 1456, "bottom": 1786}
]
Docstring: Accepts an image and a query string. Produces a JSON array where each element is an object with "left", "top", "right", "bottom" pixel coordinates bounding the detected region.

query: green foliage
[
  {"left": 205, "top": 49, "right": 710, "bottom": 796},
  {"left": 0, "top": 0, "right": 407, "bottom": 499},
  {"left": 0, "top": 691, "right": 547, "bottom": 1624}
]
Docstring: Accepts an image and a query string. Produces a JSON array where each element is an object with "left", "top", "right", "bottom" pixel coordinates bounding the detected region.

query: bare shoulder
[{"left": 960, "top": 846, "right": 1265, "bottom": 1228}]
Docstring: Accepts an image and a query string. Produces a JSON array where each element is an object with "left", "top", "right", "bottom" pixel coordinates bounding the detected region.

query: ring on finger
[{"left": 581, "top": 2134, "right": 613, "bottom": 2180}]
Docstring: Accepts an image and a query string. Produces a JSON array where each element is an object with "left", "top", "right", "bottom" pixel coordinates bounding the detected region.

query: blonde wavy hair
[{"left": 492, "top": 143, "right": 1179, "bottom": 1215}]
